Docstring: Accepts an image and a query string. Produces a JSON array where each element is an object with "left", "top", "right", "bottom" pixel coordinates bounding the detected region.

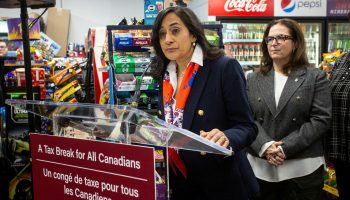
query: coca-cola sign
[{"left": 209, "top": 0, "right": 274, "bottom": 16}]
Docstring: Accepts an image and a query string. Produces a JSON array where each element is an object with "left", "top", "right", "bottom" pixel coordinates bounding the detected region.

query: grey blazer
[{"left": 247, "top": 67, "right": 332, "bottom": 159}]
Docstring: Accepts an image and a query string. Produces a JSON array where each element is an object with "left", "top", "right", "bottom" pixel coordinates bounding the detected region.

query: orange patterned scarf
[
  {"left": 163, "top": 62, "right": 200, "bottom": 178},
  {"left": 163, "top": 62, "right": 200, "bottom": 128}
]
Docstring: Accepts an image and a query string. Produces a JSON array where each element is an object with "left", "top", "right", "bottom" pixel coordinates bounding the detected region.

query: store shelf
[
  {"left": 223, "top": 38, "right": 262, "bottom": 43},
  {"left": 309, "top": 60, "right": 317, "bottom": 64},
  {"left": 238, "top": 61, "right": 260, "bottom": 66},
  {"left": 118, "top": 87, "right": 158, "bottom": 92},
  {"left": 0, "top": 0, "right": 55, "bottom": 8},
  {"left": 114, "top": 46, "right": 151, "bottom": 52},
  {"left": 4, "top": 60, "right": 47, "bottom": 67},
  {"left": 305, "top": 38, "right": 318, "bottom": 42}
]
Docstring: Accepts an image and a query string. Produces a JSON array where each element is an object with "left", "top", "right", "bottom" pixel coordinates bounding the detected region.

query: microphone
[{"left": 130, "top": 57, "right": 153, "bottom": 108}]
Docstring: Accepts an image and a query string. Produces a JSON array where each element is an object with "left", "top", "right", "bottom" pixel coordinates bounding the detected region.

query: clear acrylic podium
[{"left": 5, "top": 99, "right": 233, "bottom": 199}]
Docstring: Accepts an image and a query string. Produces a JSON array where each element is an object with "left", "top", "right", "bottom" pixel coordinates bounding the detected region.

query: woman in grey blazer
[{"left": 246, "top": 18, "right": 332, "bottom": 200}]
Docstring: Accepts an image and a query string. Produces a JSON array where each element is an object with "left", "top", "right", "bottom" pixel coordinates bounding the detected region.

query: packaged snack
[
  {"left": 51, "top": 63, "right": 82, "bottom": 86},
  {"left": 52, "top": 80, "right": 81, "bottom": 102}
]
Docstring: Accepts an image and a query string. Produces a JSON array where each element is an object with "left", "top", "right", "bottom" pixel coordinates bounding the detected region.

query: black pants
[
  {"left": 333, "top": 160, "right": 350, "bottom": 200},
  {"left": 254, "top": 166, "right": 324, "bottom": 200}
]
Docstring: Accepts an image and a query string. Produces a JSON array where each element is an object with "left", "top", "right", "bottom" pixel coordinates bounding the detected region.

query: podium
[{"left": 5, "top": 99, "right": 233, "bottom": 200}]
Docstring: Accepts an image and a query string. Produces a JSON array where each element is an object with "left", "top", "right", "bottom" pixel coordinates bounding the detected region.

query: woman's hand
[
  {"left": 200, "top": 129, "right": 230, "bottom": 148},
  {"left": 265, "top": 141, "right": 285, "bottom": 166}
]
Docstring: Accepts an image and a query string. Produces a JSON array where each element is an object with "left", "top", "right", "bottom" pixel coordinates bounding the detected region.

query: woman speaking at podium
[{"left": 150, "top": 6, "right": 258, "bottom": 200}]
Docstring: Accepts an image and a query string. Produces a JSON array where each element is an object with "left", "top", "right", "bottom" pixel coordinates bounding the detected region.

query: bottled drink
[
  {"left": 233, "top": 24, "right": 238, "bottom": 39},
  {"left": 254, "top": 44, "right": 260, "bottom": 61},
  {"left": 243, "top": 26, "right": 248, "bottom": 39},
  {"left": 238, "top": 44, "right": 243, "bottom": 61},
  {"left": 309, "top": 43, "right": 315, "bottom": 61},
  {"left": 238, "top": 25, "right": 243, "bottom": 39},
  {"left": 232, "top": 44, "right": 238, "bottom": 59},
  {"left": 347, "top": 39, "right": 350, "bottom": 52},
  {"left": 328, "top": 40, "right": 334, "bottom": 52},
  {"left": 243, "top": 44, "right": 249, "bottom": 61},
  {"left": 248, "top": 44, "right": 254, "bottom": 61},
  {"left": 336, "top": 40, "right": 342, "bottom": 50}
]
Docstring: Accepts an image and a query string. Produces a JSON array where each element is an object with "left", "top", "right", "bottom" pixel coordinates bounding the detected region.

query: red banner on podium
[{"left": 30, "top": 133, "right": 156, "bottom": 200}]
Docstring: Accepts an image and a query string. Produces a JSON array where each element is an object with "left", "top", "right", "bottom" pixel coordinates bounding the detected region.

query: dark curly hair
[{"left": 150, "top": 6, "right": 224, "bottom": 83}]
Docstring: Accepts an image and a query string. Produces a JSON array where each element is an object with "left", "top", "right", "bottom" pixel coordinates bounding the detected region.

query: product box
[
  {"left": 114, "top": 32, "right": 133, "bottom": 47},
  {"left": 0, "top": 106, "right": 5, "bottom": 138},
  {"left": 50, "top": 63, "right": 82, "bottom": 86},
  {"left": 115, "top": 74, "right": 155, "bottom": 91},
  {"left": 131, "top": 29, "right": 152, "bottom": 47},
  {"left": 115, "top": 74, "right": 136, "bottom": 91},
  {"left": 14, "top": 68, "right": 46, "bottom": 99},
  {"left": 144, "top": 0, "right": 164, "bottom": 25},
  {"left": 5, "top": 87, "right": 40, "bottom": 138},
  {"left": 4, "top": 88, "right": 39, "bottom": 200},
  {"left": 133, "top": 36, "right": 152, "bottom": 46},
  {"left": 52, "top": 79, "right": 81, "bottom": 102},
  {"left": 136, "top": 75, "right": 155, "bottom": 90},
  {"left": 4, "top": 59, "right": 45, "bottom": 67},
  {"left": 46, "top": 8, "right": 70, "bottom": 57},
  {"left": 114, "top": 30, "right": 152, "bottom": 48},
  {"left": 31, "top": 68, "right": 46, "bottom": 100},
  {"left": 114, "top": 54, "right": 151, "bottom": 73},
  {"left": 31, "top": 32, "right": 61, "bottom": 60},
  {"left": 7, "top": 18, "right": 40, "bottom": 40}
]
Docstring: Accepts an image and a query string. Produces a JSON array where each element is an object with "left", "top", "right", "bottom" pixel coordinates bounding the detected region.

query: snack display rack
[{"left": 106, "top": 25, "right": 156, "bottom": 111}]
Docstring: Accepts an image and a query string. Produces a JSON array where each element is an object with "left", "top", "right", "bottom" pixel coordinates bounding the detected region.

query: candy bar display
[
  {"left": 113, "top": 54, "right": 151, "bottom": 73},
  {"left": 50, "top": 57, "right": 86, "bottom": 103},
  {"left": 106, "top": 25, "right": 157, "bottom": 112},
  {"left": 113, "top": 29, "right": 152, "bottom": 48}
]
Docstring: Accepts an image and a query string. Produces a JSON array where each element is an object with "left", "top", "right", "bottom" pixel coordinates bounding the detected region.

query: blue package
[{"left": 114, "top": 32, "right": 133, "bottom": 48}]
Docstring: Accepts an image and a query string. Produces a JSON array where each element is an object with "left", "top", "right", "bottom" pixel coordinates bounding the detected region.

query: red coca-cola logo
[
  {"left": 208, "top": 0, "right": 274, "bottom": 16},
  {"left": 224, "top": 0, "right": 267, "bottom": 12}
]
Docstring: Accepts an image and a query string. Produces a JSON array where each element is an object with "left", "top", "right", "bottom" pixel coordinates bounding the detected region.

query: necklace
[
  {"left": 178, "top": 71, "right": 185, "bottom": 78},
  {"left": 177, "top": 67, "right": 186, "bottom": 78}
]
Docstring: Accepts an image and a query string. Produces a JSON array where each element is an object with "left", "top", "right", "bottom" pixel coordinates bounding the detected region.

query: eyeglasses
[{"left": 265, "top": 34, "right": 293, "bottom": 45}]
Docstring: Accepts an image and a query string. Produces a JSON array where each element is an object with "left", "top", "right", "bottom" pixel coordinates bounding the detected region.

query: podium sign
[{"left": 30, "top": 133, "right": 156, "bottom": 200}]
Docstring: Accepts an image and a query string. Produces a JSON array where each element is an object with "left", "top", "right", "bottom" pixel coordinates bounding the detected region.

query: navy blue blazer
[{"left": 158, "top": 56, "right": 259, "bottom": 200}]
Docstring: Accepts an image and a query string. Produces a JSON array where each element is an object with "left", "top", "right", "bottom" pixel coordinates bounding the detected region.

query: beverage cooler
[
  {"left": 327, "top": 20, "right": 350, "bottom": 52},
  {"left": 326, "top": 0, "right": 350, "bottom": 53},
  {"left": 220, "top": 20, "right": 324, "bottom": 68},
  {"left": 222, "top": 22, "right": 265, "bottom": 67}
]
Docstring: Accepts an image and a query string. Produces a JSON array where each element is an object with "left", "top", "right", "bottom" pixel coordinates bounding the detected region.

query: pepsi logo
[{"left": 281, "top": 0, "right": 296, "bottom": 13}]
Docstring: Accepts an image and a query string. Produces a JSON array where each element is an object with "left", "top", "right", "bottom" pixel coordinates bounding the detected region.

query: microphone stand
[
  {"left": 124, "top": 58, "right": 152, "bottom": 143},
  {"left": 130, "top": 60, "right": 152, "bottom": 108}
]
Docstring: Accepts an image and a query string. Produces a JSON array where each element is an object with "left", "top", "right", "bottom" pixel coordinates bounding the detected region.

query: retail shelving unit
[
  {"left": 0, "top": 1, "right": 55, "bottom": 199},
  {"left": 106, "top": 25, "right": 157, "bottom": 113}
]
